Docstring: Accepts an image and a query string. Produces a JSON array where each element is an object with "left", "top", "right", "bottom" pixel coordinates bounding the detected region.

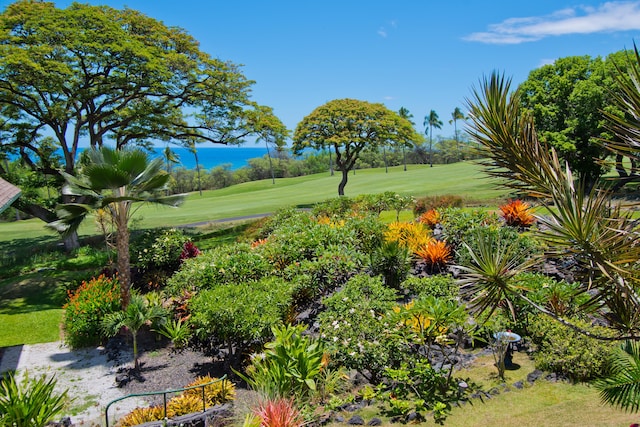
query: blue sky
[{"left": 4, "top": 0, "right": 640, "bottom": 141}]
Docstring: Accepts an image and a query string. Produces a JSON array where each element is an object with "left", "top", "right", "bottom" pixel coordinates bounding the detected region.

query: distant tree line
[{"left": 165, "top": 137, "right": 483, "bottom": 195}]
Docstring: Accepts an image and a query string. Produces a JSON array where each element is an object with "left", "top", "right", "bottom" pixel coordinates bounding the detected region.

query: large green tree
[
  {"left": 50, "top": 147, "right": 184, "bottom": 308},
  {"left": 424, "top": 110, "right": 443, "bottom": 167},
  {"left": 292, "top": 99, "right": 419, "bottom": 196},
  {"left": 517, "top": 52, "right": 632, "bottom": 189},
  {"left": 0, "top": 1, "right": 285, "bottom": 247}
]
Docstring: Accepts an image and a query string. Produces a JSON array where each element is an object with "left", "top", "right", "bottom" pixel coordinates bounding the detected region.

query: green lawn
[{"left": 0, "top": 163, "right": 510, "bottom": 242}]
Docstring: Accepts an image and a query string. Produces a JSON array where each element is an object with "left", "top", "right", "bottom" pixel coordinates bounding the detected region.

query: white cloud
[
  {"left": 383, "top": 96, "right": 395, "bottom": 101},
  {"left": 378, "top": 27, "right": 388, "bottom": 38},
  {"left": 465, "top": 1, "right": 640, "bottom": 44}
]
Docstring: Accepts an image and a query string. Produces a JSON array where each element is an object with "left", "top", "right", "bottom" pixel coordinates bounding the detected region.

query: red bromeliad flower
[{"left": 499, "top": 199, "right": 536, "bottom": 228}]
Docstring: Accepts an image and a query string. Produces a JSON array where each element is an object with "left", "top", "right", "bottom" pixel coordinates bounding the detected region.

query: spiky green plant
[{"left": 0, "top": 372, "right": 69, "bottom": 427}]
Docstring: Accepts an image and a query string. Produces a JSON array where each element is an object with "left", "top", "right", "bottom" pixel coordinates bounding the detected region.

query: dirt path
[{"left": 0, "top": 341, "right": 148, "bottom": 427}]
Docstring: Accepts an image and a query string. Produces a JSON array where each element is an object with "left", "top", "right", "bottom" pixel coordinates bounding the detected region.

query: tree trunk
[
  {"left": 338, "top": 169, "right": 348, "bottom": 196},
  {"left": 115, "top": 202, "right": 131, "bottom": 309}
]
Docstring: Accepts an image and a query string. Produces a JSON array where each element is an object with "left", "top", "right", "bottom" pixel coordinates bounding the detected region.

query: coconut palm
[
  {"left": 398, "top": 107, "right": 415, "bottom": 171},
  {"left": 449, "top": 107, "right": 467, "bottom": 161},
  {"left": 424, "top": 110, "right": 442, "bottom": 167},
  {"left": 101, "top": 293, "right": 167, "bottom": 369},
  {"left": 49, "top": 147, "right": 184, "bottom": 308},
  {"left": 187, "top": 139, "right": 203, "bottom": 196},
  {"left": 163, "top": 145, "right": 180, "bottom": 174}
]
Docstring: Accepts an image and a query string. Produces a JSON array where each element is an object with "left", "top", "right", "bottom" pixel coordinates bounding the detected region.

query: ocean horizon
[{"left": 150, "top": 146, "right": 270, "bottom": 170}]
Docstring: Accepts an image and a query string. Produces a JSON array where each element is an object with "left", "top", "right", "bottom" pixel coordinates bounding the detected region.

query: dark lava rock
[
  {"left": 527, "top": 369, "right": 543, "bottom": 383},
  {"left": 513, "top": 380, "right": 524, "bottom": 389},
  {"left": 334, "top": 415, "right": 345, "bottom": 423},
  {"left": 367, "top": 418, "right": 382, "bottom": 426},
  {"left": 347, "top": 415, "right": 365, "bottom": 425}
]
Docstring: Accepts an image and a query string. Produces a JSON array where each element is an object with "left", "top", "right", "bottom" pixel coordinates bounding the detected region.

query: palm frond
[{"left": 596, "top": 340, "right": 640, "bottom": 413}]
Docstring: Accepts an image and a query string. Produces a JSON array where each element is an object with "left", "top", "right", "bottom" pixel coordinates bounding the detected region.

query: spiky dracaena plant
[{"left": 463, "top": 68, "right": 640, "bottom": 411}]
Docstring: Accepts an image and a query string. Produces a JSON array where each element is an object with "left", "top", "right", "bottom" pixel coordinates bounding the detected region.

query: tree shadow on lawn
[{"left": 0, "top": 270, "right": 71, "bottom": 315}]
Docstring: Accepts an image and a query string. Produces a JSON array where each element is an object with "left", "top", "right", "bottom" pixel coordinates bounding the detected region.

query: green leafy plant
[
  {"left": 101, "top": 293, "right": 168, "bottom": 369},
  {"left": 154, "top": 317, "right": 192, "bottom": 350},
  {"left": 63, "top": 274, "right": 121, "bottom": 348},
  {"left": 0, "top": 372, "right": 69, "bottom": 427},
  {"left": 190, "top": 277, "right": 293, "bottom": 363},
  {"left": 237, "top": 324, "right": 325, "bottom": 402},
  {"left": 318, "top": 274, "right": 402, "bottom": 383},
  {"left": 529, "top": 316, "right": 614, "bottom": 381},
  {"left": 400, "top": 275, "right": 458, "bottom": 301},
  {"left": 166, "top": 243, "right": 272, "bottom": 295},
  {"left": 377, "top": 358, "right": 468, "bottom": 424}
]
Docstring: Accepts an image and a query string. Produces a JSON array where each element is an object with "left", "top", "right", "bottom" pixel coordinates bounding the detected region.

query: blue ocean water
[{"left": 151, "top": 146, "right": 269, "bottom": 170}]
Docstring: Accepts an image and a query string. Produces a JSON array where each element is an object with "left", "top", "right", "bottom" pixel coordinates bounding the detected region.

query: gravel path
[{"left": 0, "top": 341, "right": 148, "bottom": 427}]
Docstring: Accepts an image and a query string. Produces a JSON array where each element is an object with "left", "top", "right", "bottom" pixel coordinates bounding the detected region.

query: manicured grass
[
  {"left": 0, "top": 163, "right": 510, "bottom": 242},
  {"left": 0, "top": 309, "right": 63, "bottom": 346}
]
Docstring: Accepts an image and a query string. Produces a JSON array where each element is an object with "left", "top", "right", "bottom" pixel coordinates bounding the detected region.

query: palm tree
[
  {"left": 187, "top": 139, "right": 202, "bottom": 196},
  {"left": 449, "top": 107, "right": 467, "bottom": 161},
  {"left": 398, "top": 107, "right": 415, "bottom": 171},
  {"left": 424, "top": 110, "right": 442, "bottom": 167},
  {"left": 595, "top": 340, "right": 640, "bottom": 413},
  {"left": 101, "top": 293, "right": 167, "bottom": 369},
  {"left": 163, "top": 145, "right": 180, "bottom": 174},
  {"left": 49, "top": 147, "right": 184, "bottom": 308}
]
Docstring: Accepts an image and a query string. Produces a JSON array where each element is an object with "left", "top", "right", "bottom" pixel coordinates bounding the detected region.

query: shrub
[
  {"left": 318, "top": 275, "right": 403, "bottom": 382},
  {"left": 438, "top": 208, "right": 500, "bottom": 248},
  {"left": 400, "top": 275, "right": 458, "bottom": 301},
  {"left": 118, "top": 376, "right": 235, "bottom": 427},
  {"left": 377, "top": 358, "right": 466, "bottom": 424},
  {"left": 256, "top": 207, "right": 309, "bottom": 239},
  {"left": 283, "top": 247, "right": 365, "bottom": 303},
  {"left": 369, "top": 241, "right": 412, "bottom": 289},
  {"left": 166, "top": 243, "right": 272, "bottom": 295},
  {"left": 63, "top": 275, "right": 121, "bottom": 348},
  {"left": 118, "top": 406, "right": 164, "bottom": 427},
  {"left": 312, "top": 197, "right": 357, "bottom": 219},
  {"left": 413, "top": 194, "right": 463, "bottom": 217},
  {"left": 133, "top": 228, "right": 189, "bottom": 272},
  {"left": 0, "top": 373, "right": 69, "bottom": 427},
  {"left": 499, "top": 199, "right": 536, "bottom": 228},
  {"left": 528, "top": 316, "right": 615, "bottom": 381},
  {"left": 190, "top": 277, "right": 293, "bottom": 360}
]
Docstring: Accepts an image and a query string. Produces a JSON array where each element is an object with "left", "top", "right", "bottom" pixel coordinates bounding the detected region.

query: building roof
[{"left": 0, "top": 177, "right": 21, "bottom": 213}]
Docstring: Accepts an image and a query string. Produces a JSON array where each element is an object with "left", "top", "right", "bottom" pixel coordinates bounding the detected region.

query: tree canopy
[
  {"left": 0, "top": 0, "right": 285, "bottom": 243},
  {"left": 517, "top": 51, "right": 633, "bottom": 189},
  {"left": 292, "top": 98, "right": 420, "bottom": 195}
]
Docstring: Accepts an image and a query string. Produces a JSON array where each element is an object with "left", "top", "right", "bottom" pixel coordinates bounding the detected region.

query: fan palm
[
  {"left": 398, "top": 107, "right": 415, "bottom": 171},
  {"left": 49, "top": 147, "right": 184, "bottom": 308}
]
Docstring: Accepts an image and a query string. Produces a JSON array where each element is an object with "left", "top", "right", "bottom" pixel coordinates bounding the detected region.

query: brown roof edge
[{"left": 0, "top": 177, "right": 21, "bottom": 214}]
